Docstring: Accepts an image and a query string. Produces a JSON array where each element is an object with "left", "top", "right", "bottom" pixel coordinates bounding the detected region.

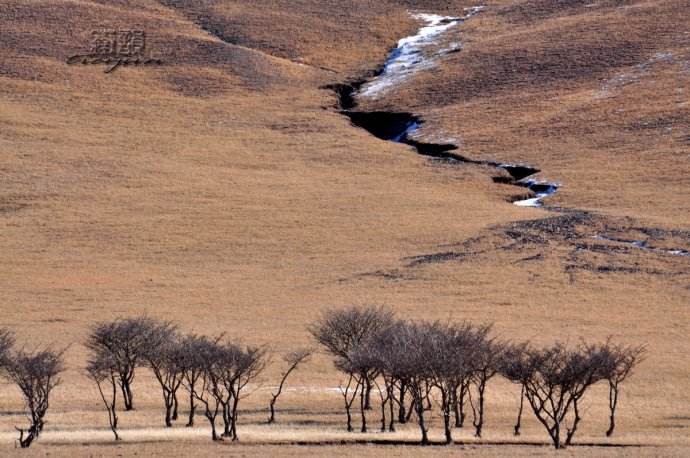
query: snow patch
[
  {"left": 513, "top": 179, "right": 560, "bottom": 207},
  {"left": 358, "top": 7, "right": 483, "bottom": 98},
  {"left": 593, "top": 235, "right": 690, "bottom": 257}
]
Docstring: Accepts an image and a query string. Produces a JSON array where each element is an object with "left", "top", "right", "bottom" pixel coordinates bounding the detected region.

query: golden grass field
[{"left": 0, "top": 0, "right": 688, "bottom": 455}]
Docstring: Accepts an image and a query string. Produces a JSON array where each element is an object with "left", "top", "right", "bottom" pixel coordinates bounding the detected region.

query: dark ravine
[
  {"left": 327, "top": 11, "right": 690, "bottom": 261},
  {"left": 333, "top": 83, "right": 557, "bottom": 205},
  {"left": 325, "top": 13, "right": 559, "bottom": 207}
]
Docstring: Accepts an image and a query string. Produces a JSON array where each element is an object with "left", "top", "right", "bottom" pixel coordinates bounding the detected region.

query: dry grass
[{"left": 0, "top": 0, "right": 688, "bottom": 455}]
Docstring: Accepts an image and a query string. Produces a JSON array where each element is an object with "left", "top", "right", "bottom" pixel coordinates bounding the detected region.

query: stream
[
  {"left": 333, "top": 8, "right": 688, "bottom": 257},
  {"left": 337, "top": 8, "right": 560, "bottom": 207}
]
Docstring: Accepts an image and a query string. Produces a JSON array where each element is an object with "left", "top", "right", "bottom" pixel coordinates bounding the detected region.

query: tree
[
  {"left": 182, "top": 336, "right": 225, "bottom": 441},
  {"left": 373, "top": 320, "right": 434, "bottom": 445},
  {"left": 5, "top": 348, "right": 64, "bottom": 448},
  {"left": 308, "top": 305, "right": 394, "bottom": 432},
  {"left": 597, "top": 340, "right": 645, "bottom": 437},
  {"left": 178, "top": 333, "right": 209, "bottom": 427},
  {"left": 86, "top": 316, "right": 165, "bottom": 411},
  {"left": 223, "top": 344, "right": 266, "bottom": 441},
  {"left": 499, "top": 342, "right": 531, "bottom": 436},
  {"left": 268, "top": 348, "right": 311, "bottom": 424},
  {"left": 467, "top": 325, "right": 501, "bottom": 438},
  {"left": 142, "top": 323, "right": 185, "bottom": 427},
  {"left": 501, "top": 342, "right": 607, "bottom": 449},
  {"left": 86, "top": 354, "right": 120, "bottom": 440},
  {"left": 421, "top": 321, "right": 476, "bottom": 444}
]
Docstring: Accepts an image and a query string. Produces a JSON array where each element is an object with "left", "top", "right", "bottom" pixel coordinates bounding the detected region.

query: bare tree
[
  {"left": 268, "top": 348, "right": 311, "bottom": 424},
  {"left": 181, "top": 336, "right": 225, "bottom": 440},
  {"left": 142, "top": 322, "right": 184, "bottom": 427},
  {"left": 468, "top": 326, "right": 502, "bottom": 438},
  {"left": 501, "top": 342, "right": 608, "bottom": 449},
  {"left": 223, "top": 344, "right": 266, "bottom": 441},
  {"left": 373, "top": 320, "right": 435, "bottom": 445},
  {"left": 5, "top": 348, "right": 64, "bottom": 448},
  {"left": 178, "top": 333, "right": 209, "bottom": 427},
  {"left": 86, "top": 317, "right": 165, "bottom": 411},
  {"left": 597, "top": 340, "right": 645, "bottom": 437},
  {"left": 420, "top": 321, "right": 476, "bottom": 444},
  {"left": 308, "top": 305, "right": 393, "bottom": 432},
  {"left": 499, "top": 342, "right": 531, "bottom": 436},
  {"left": 86, "top": 354, "right": 120, "bottom": 440}
]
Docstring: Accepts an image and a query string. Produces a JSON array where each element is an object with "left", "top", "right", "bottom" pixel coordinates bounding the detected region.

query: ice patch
[
  {"left": 358, "top": 7, "right": 483, "bottom": 98},
  {"left": 512, "top": 179, "right": 560, "bottom": 207},
  {"left": 593, "top": 235, "right": 690, "bottom": 257},
  {"left": 391, "top": 121, "right": 421, "bottom": 142},
  {"left": 513, "top": 197, "right": 543, "bottom": 207}
]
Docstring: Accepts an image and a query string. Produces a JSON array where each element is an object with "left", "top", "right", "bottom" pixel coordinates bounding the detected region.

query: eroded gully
[{"left": 327, "top": 8, "right": 689, "bottom": 258}]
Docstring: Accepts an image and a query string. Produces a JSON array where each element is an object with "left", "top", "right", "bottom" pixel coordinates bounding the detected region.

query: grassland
[{"left": 0, "top": 0, "right": 688, "bottom": 455}]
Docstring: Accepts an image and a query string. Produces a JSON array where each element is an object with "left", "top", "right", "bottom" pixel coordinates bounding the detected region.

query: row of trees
[
  {"left": 85, "top": 317, "right": 274, "bottom": 442},
  {"left": 0, "top": 310, "right": 644, "bottom": 450},
  {"left": 1, "top": 317, "right": 310, "bottom": 448},
  {"left": 310, "top": 306, "right": 644, "bottom": 449}
]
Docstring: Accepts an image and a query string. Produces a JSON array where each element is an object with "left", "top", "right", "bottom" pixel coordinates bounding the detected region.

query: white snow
[
  {"left": 358, "top": 8, "right": 483, "bottom": 98},
  {"left": 513, "top": 197, "right": 543, "bottom": 207},
  {"left": 592, "top": 235, "right": 690, "bottom": 257},
  {"left": 512, "top": 179, "right": 559, "bottom": 207}
]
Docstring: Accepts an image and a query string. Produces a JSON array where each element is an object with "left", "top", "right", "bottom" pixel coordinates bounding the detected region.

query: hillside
[{"left": 0, "top": 0, "right": 688, "bottom": 455}]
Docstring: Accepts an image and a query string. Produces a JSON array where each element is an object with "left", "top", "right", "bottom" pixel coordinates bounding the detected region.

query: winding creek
[
  {"left": 332, "top": 8, "right": 688, "bottom": 258},
  {"left": 336, "top": 8, "right": 560, "bottom": 208}
]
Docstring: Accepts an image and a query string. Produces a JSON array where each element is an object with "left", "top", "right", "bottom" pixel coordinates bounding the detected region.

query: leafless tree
[
  {"left": 141, "top": 322, "right": 184, "bottom": 427},
  {"left": 308, "top": 305, "right": 394, "bottom": 432},
  {"left": 181, "top": 336, "right": 225, "bottom": 440},
  {"left": 372, "top": 320, "right": 435, "bottom": 445},
  {"left": 178, "top": 333, "right": 210, "bottom": 427},
  {"left": 220, "top": 344, "right": 267, "bottom": 441},
  {"left": 499, "top": 342, "right": 531, "bottom": 436},
  {"left": 5, "top": 348, "right": 64, "bottom": 448},
  {"left": 595, "top": 340, "right": 645, "bottom": 437},
  {"left": 86, "top": 354, "right": 120, "bottom": 441},
  {"left": 467, "top": 326, "right": 502, "bottom": 439},
  {"left": 86, "top": 316, "right": 165, "bottom": 411},
  {"left": 501, "top": 342, "right": 608, "bottom": 449},
  {"left": 268, "top": 348, "right": 312, "bottom": 424}
]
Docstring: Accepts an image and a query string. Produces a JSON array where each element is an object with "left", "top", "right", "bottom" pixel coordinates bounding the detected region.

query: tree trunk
[
  {"left": 360, "top": 383, "right": 367, "bottom": 433},
  {"left": 606, "top": 382, "right": 619, "bottom": 437},
  {"left": 550, "top": 423, "right": 562, "bottom": 449},
  {"left": 415, "top": 389, "right": 430, "bottom": 445},
  {"left": 565, "top": 398, "right": 581, "bottom": 446},
  {"left": 442, "top": 390, "right": 452, "bottom": 444},
  {"left": 172, "top": 391, "right": 179, "bottom": 421},
  {"left": 473, "top": 381, "right": 486, "bottom": 438},
  {"left": 121, "top": 379, "right": 134, "bottom": 411},
  {"left": 388, "top": 384, "right": 396, "bottom": 432},
  {"left": 398, "top": 382, "right": 407, "bottom": 424},
  {"left": 222, "top": 403, "right": 231, "bottom": 437},
  {"left": 209, "top": 416, "right": 219, "bottom": 441},
  {"left": 364, "top": 377, "right": 373, "bottom": 410},
  {"left": 165, "top": 401, "right": 173, "bottom": 427},
  {"left": 268, "top": 395, "right": 277, "bottom": 424},
  {"left": 514, "top": 384, "right": 524, "bottom": 436},
  {"left": 186, "top": 390, "right": 196, "bottom": 427},
  {"left": 455, "top": 382, "right": 467, "bottom": 428},
  {"left": 230, "top": 394, "right": 240, "bottom": 441}
]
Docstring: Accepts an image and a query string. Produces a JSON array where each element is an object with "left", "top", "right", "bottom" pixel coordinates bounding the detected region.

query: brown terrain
[{"left": 0, "top": 0, "right": 688, "bottom": 455}]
